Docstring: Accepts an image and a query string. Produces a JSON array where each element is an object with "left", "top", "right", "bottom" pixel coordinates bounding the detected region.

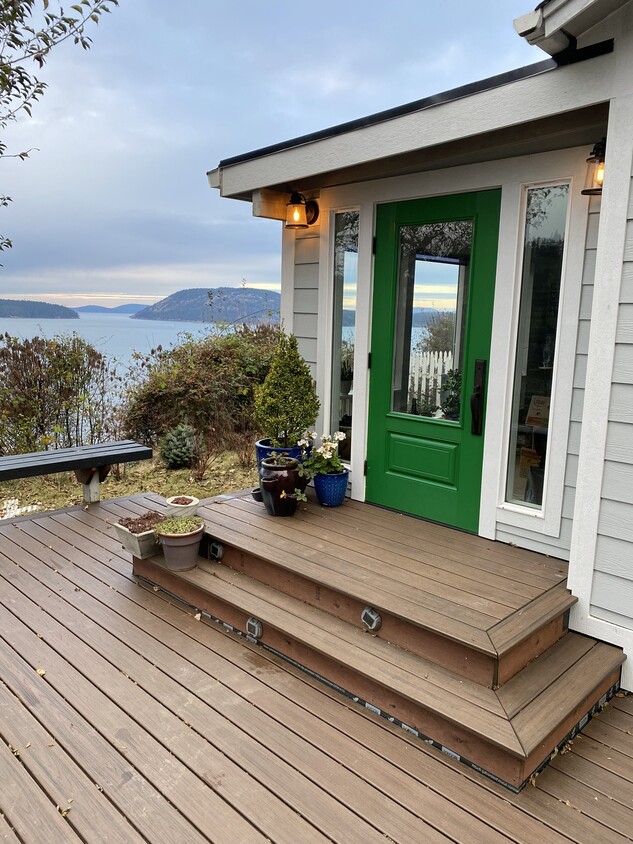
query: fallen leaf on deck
[{"left": 36, "top": 668, "right": 46, "bottom": 677}]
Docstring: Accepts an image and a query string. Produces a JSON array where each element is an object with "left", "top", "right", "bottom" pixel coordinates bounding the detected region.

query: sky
[{"left": 0, "top": 0, "right": 542, "bottom": 309}]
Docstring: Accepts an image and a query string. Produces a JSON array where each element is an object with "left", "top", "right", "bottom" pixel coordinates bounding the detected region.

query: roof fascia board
[
  {"left": 218, "top": 53, "right": 614, "bottom": 198},
  {"left": 516, "top": 0, "right": 628, "bottom": 53}
]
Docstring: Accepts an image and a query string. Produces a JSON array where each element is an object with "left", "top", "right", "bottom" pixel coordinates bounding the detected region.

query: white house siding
[
  {"left": 590, "top": 173, "right": 633, "bottom": 628},
  {"left": 291, "top": 230, "right": 320, "bottom": 381},
  {"left": 495, "top": 197, "right": 600, "bottom": 559}
]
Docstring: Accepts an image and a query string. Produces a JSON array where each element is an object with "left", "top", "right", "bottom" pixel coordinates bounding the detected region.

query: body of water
[{"left": 1, "top": 313, "right": 213, "bottom": 372}]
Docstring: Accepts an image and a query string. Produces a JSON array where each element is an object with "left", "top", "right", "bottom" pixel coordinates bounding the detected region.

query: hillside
[
  {"left": 132, "top": 287, "right": 281, "bottom": 323},
  {"left": 0, "top": 298, "right": 79, "bottom": 319},
  {"left": 75, "top": 303, "right": 145, "bottom": 314}
]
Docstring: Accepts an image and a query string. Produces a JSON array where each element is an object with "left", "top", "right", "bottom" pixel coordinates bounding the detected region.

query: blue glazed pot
[
  {"left": 256, "top": 438, "right": 309, "bottom": 475},
  {"left": 313, "top": 469, "right": 349, "bottom": 507}
]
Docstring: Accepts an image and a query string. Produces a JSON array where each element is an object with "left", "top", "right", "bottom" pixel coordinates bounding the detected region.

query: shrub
[
  {"left": 253, "top": 333, "right": 320, "bottom": 447},
  {"left": 0, "top": 332, "right": 118, "bottom": 455},
  {"left": 160, "top": 424, "right": 195, "bottom": 469},
  {"left": 122, "top": 324, "right": 280, "bottom": 468}
]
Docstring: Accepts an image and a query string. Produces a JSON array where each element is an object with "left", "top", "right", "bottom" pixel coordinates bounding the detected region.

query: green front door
[{"left": 366, "top": 190, "right": 501, "bottom": 533}]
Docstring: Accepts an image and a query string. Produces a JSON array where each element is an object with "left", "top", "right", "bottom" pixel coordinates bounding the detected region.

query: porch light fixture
[
  {"left": 581, "top": 137, "right": 606, "bottom": 195},
  {"left": 285, "top": 191, "right": 319, "bottom": 229}
]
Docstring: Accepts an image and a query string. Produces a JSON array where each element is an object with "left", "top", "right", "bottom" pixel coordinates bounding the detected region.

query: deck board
[{"left": 0, "top": 495, "right": 629, "bottom": 843}]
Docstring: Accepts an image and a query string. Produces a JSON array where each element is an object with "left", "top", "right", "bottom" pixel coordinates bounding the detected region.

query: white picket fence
[{"left": 409, "top": 350, "right": 454, "bottom": 411}]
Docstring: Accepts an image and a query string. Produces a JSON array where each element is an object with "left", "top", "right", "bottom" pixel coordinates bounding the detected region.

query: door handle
[{"left": 470, "top": 359, "right": 487, "bottom": 436}]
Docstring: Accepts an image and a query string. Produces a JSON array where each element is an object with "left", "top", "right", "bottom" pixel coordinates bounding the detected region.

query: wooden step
[
  {"left": 133, "top": 555, "right": 624, "bottom": 791},
  {"left": 198, "top": 496, "right": 575, "bottom": 686}
]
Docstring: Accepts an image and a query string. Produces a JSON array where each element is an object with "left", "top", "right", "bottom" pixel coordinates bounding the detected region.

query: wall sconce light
[
  {"left": 285, "top": 191, "right": 319, "bottom": 229},
  {"left": 581, "top": 137, "right": 606, "bottom": 195}
]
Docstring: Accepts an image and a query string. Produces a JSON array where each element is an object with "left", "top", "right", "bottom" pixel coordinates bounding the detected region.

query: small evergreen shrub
[
  {"left": 254, "top": 333, "right": 320, "bottom": 447},
  {"left": 160, "top": 424, "right": 196, "bottom": 469}
]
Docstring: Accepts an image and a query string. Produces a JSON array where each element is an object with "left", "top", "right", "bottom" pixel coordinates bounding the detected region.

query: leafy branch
[{"left": 0, "top": 0, "right": 119, "bottom": 254}]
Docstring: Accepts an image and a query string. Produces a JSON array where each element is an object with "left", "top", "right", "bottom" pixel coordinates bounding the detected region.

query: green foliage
[
  {"left": 123, "top": 324, "right": 280, "bottom": 469},
  {"left": 0, "top": 0, "right": 118, "bottom": 254},
  {"left": 0, "top": 331, "right": 118, "bottom": 455},
  {"left": 159, "top": 424, "right": 195, "bottom": 469},
  {"left": 418, "top": 311, "right": 455, "bottom": 354},
  {"left": 441, "top": 369, "right": 462, "bottom": 420},
  {"left": 253, "top": 332, "right": 320, "bottom": 447},
  {"left": 154, "top": 515, "right": 203, "bottom": 536}
]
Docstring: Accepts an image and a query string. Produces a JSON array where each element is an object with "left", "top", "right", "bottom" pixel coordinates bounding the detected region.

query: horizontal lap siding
[
  {"left": 294, "top": 232, "right": 320, "bottom": 380},
  {"left": 591, "top": 177, "right": 633, "bottom": 630}
]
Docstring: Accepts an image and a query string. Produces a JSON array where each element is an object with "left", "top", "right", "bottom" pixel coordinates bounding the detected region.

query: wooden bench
[{"left": 0, "top": 440, "right": 152, "bottom": 503}]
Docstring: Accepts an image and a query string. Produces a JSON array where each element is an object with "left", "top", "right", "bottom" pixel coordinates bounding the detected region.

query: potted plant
[
  {"left": 253, "top": 332, "right": 320, "bottom": 469},
  {"left": 154, "top": 515, "right": 204, "bottom": 571},
  {"left": 299, "top": 432, "right": 349, "bottom": 507},
  {"left": 260, "top": 452, "right": 306, "bottom": 517},
  {"left": 113, "top": 510, "right": 166, "bottom": 559},
  {"left": 165, "top": 495, "right": 200, "bottom": 517}
]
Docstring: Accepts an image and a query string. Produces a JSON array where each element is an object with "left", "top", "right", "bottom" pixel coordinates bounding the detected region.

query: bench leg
[
  {"left": 83, "top": 473, "right": 101, "bottom": 503},
  {"left": 74, "top": 466, "right": 111, "bottom": 504}
]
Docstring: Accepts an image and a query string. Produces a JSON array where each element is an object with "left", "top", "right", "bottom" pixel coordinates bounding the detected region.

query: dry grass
[{"left": 0, "top": 453, "right": 259, "bottom": 516}]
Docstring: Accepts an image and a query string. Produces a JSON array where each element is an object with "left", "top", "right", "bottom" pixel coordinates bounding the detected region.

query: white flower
[
  {"left": 334, "top": 431, "right": 346, "bottom": 441},
  {"left": 297, "top": 438, "right": 309, "bottom": 447},
  {"left": 308, "top": 431, "right": 317, "bottom": 440}
]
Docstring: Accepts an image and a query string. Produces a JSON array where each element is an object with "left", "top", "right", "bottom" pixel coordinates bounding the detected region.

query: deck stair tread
[
  {"left": 200, "top": 500, "right": 497, "bottom": 655},
  {"left": 511, "top": 642, "right": 625, "bottom": 755},
  {"left": 497, "top": 633, "right": 598, "bottom": 718},
  {"left": 307, "top": 497, "right": 567, "bottom": 581},
  {"left": 215, "top": 499, "right": 532, "bottom": 611},
  {"left": 161, "top": 558, "right": 525, "bottom": 756},
  {"left": 200, "top": 497, "right": 575, "bottom": 659},
  {"left": 488, "top": 584, "right": 577, "bottom": 656},
  {"left": 146, "top": 556, "right": 624, "bottom": 766}
]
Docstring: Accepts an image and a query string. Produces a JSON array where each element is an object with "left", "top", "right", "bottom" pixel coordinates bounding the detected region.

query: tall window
[
  {"left": 506, "top": 184, "right": 570, "bottom": 508},
  {"left": 331, "top": 211, "right": 359, "bottom": 460}
]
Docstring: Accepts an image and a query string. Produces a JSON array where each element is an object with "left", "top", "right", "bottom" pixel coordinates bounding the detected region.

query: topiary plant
[
  {"left": 253, "top": 332, "right": 320, "bottom": 447},
  {"left": 159, "top": 423, "right": 196, "bottom": 469}
]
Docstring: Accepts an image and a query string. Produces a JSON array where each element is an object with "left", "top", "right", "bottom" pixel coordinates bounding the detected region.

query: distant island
[
  {"left": 0, "top": 298, "right": 79, "bottom": 319},
  {"left": 133, "top": 287, "right": 282, "bottom": 323},
  {"left": 75, "top": 303, "right": 145, "bottom": 314}
]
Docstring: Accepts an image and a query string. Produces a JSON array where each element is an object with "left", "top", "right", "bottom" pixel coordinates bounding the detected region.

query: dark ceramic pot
[{"left": 260, "top": 457, "right": 301, "bottom": 517}]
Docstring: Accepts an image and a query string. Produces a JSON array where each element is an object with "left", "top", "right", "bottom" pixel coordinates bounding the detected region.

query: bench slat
[{"left": 0, "top": 441, "right": 152, "bottom": 481}]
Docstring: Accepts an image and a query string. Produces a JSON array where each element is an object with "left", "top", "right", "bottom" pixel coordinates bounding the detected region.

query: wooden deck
[{"left": 1, "top": 494, "right": 632, "bottom": 842}]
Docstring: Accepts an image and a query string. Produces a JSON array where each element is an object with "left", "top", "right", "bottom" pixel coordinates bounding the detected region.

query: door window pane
[
  {"left": 331, "top": 211, "right": 359, "bottom": 459},
  {"left": 506, "top": 184, "right": 569, "bottom": 508},
  {"left": 392, "top": 221, "right": 472, "bottom": 421}
]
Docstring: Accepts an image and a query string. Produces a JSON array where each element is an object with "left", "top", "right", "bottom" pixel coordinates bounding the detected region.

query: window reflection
[
  {"left": 506, "top": 184, "right": 569, "bottom": 508},
  {"left": 331, "top": 211, "right": 359, "bottom": 459},
  {"left": 392, "top": 222, "right": 472, "bottom": 421}
]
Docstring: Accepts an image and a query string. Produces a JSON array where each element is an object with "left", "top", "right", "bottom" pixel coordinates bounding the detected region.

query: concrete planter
[
  {"left": 113, "top": 522, "right": 162, "bottom": 559},
  {"left": 165, "top": 496, "right": 200, "bottom": 517}
]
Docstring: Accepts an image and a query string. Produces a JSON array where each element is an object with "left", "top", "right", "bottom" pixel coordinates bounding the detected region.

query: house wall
[
  {"left": 291, "top": 228, "right": 320, "bottom": 381},
  {"left": 590, "top": 171, "right": 633, "bottom": 625},
  {"left": 565, "top": 5, "right": 633, "bottom": 691},
  {"left": 280, "top": 149, "right": 592, "bottom": 562}
]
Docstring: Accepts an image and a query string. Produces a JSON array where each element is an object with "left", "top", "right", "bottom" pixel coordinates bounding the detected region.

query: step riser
[
  {"left": 136, "top": 557, "right": 621, "bottom": 791},
  {"left": 134, "top": 556, "right": 528, "bottom": 788},
  {"left": 218, "top": 544, "right": 565, "bottom": 687},
  {"left": 496, "top": 615, "right": 568, "bottom": 687}
]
